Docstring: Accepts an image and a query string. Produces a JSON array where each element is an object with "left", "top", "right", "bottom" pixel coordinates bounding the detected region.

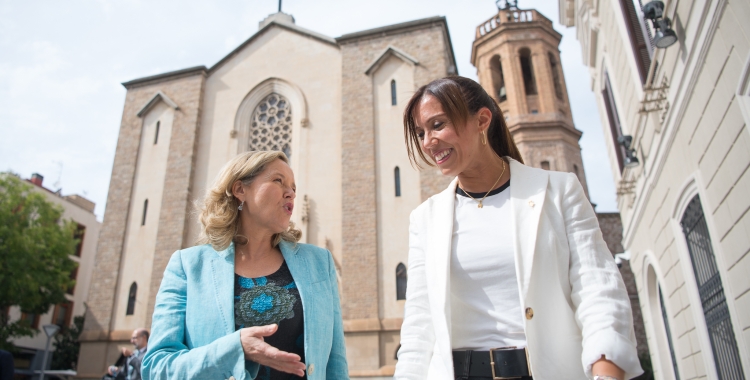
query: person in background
[
  {"left": 104, "top": 328, "right": 148, "bottom": 380},
  {"left": 394, "top": 76, "right": 643, "bottom": 380},
  {"left": 0, "top": 350, "right": 13, "bottom": 380}
]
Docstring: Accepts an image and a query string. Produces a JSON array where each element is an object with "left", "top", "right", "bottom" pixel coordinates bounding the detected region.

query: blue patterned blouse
[{"left": 235, "top": 261, "right": 306, "bottom": 380}]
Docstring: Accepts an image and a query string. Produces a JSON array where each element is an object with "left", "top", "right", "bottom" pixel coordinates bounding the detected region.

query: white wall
[
  {"left": 113, "top": 101, "right": 174, "bottom": 332},
  {"left": 372, "top": 55, "right": 421, "bottom": 320},
  {"left": 188, "top": 24, "right": 343, "bottom": 263},
  {"left": 569, "top": 0, "right": 750, "bottom": 377}
]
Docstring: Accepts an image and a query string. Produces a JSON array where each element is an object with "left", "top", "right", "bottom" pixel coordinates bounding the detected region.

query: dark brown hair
[{"left": 403, "top": 76, "right": 523, "bottom": 168}]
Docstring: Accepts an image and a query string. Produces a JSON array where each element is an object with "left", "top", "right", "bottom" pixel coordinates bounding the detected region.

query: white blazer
[{"left": 394, "top": 159, "right": 642, "bottom": 380}]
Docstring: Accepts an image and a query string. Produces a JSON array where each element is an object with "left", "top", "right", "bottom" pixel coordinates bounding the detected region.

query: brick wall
[
  {"left": 338, "top": 20, "right": 454, "bottom": 320},
  {"left": 79, "top": 71, "right": 205, "bottom": 374},
  {"left": 597, "top": 212, "right": 650, "bottom": 358}
]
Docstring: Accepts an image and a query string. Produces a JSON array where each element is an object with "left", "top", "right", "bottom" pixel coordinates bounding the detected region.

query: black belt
[{"left": 452, "top": 347, "right": 533, "bottom": 380}]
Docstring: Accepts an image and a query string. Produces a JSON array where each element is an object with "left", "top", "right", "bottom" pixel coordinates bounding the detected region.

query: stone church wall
[
  {"left": 77, "top": 70, "right": 205, "bottom": 378},
  {"left": 338, "top": 19, "right": 454, "bottom": 375}
]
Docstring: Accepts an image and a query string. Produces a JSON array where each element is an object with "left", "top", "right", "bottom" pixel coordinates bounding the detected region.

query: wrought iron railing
[{"left": 680, "top": 196, "right": 745, "bottom": 379}]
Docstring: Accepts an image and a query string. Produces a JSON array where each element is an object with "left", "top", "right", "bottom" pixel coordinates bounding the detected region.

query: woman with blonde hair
[
  {"left": 394, "top": 77, "right": 642, "bottom": 380},
  {"left": 143, "top": 151, "right": 348, "bottom": 379}
]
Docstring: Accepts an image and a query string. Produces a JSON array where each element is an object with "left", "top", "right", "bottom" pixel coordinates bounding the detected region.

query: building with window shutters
[
  {"left": 7, "top": 173, "right": 100, "bottom": 370},
  {"left": 560, "top": 0, "right": 750, "bottom": 378}
]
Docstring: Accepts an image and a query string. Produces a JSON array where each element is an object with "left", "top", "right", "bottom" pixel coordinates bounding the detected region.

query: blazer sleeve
[
  {"left": 142, "top": 250, "right": 258, "bottom": 380},
  {"left": 562, "top": 173, "right": 643, "bottom": 379},
  {"left": 394, "top": 210, "right": 436, "bottom": 379},
  {"left": 325, "top": 249, "right": 349, "bottom": 379}
]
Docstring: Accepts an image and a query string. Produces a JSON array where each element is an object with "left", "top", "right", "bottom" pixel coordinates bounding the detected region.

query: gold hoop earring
[{"left": 481, "top": 130, "right": 487, "bottom": 145}]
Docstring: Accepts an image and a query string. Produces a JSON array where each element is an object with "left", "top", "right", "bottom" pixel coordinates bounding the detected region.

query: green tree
[
  {"left": 0, "top": 173, "right": 78, "bottom": 351},
  {"left": 51, "top": 315, "right": 84, "bottom": 370}
]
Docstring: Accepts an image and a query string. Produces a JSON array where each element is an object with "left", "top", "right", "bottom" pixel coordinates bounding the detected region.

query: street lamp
[
  {"left": 642, "top": 1, "right": 678, "bottom": 48},
  {"left": 617, "top": 135, "right": 640, "bottom": 168},
  {"left": 40, "top": 324, "right": 60, "bottom": 380}
]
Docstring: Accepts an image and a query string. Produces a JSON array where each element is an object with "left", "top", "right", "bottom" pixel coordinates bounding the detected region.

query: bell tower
[{"left": 471, "top": 2, "right": 589, "bottom": 197}]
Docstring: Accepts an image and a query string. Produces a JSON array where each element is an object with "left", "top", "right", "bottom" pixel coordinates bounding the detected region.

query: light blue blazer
[{"left": 142, "top": 240, "right": 348, "bottom": 380}]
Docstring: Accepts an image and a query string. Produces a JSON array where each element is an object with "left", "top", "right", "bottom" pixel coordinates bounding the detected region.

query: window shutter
[
  {"left": 602, "top": 73, "right": 627, "bottom": 173},
  {"left": 619, "top": 0, "right": 652, "bottom": 84}
]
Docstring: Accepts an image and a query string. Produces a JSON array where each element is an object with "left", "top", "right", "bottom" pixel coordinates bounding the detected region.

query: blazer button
[
  {"left": 528, "top": 200, "right": 535, "bottom": 207},
  {"left": 308, "top": 363, "right": 315, "bottom": 375},
  {"left": 525, "top": 307, "right": 534, "bottom": 320}
]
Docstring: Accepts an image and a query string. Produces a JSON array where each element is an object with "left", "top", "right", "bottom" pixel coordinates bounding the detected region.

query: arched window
[
  {"left": 489, "top": 55, "right": 507, "bottom": 102},
  {"left": 680, "top": 195, "right": 745, "bottom": 377},
  {"left": 154, "top": 121, "right": 160, "bottom": 144},
  {"left": 394, "top": 167, "right": 401, "bottom": 197},
  {"left": 250, "top": 93, "right": 293, "bottom": 158},
  {"left": 658, "top": 285, "right": 680, "bottom": 379},
  {"left": 519, "top": 48, "right": 537, "bottom": 95},
  {"left": 141, "top": 199, "right": 148, "bottom": 226},
  {"left": 126, "top": 282, "right": 137, "bottom": 315},
  {"left": 391, "top": 80, "right": 397, "bottom": 106},
  {"left": 540, "top": 161, "right": 550, "bottom": 170},
  {"left": 548, "top": 53, "right": 564, "bottom": 100},
  {"left": 396, "top": 263, "right": 407, "bottom": 300}
]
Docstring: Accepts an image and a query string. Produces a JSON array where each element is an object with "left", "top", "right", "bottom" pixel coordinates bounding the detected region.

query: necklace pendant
[{"left": 477, "top": 202, "right": 483, "bottom": 209}]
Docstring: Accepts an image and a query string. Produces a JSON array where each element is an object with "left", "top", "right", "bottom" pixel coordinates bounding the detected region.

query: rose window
[{"left": 249, "top": 93, "right": 292, "bottom": 158}]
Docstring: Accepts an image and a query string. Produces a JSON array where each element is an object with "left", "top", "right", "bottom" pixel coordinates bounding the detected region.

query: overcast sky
[{"left": 0, "top": 0, "right": 618, "bottom": 219}]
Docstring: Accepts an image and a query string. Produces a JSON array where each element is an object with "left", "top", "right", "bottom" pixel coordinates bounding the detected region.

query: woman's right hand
[{"left": 240, "top": 324, "right": 306, "bottom": 377}]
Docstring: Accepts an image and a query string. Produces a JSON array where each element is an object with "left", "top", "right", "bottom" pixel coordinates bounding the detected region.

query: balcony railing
[{"left": 476, "top": 9, "right": 553, "bottom": 39}]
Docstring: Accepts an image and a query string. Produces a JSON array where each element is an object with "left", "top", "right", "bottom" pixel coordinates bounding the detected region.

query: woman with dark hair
[{"left": 394, "top": 77, "right": 642, "bottom": 380}]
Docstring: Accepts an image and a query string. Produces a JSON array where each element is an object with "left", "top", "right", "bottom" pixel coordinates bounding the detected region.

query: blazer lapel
[
  {"left": 211, "top": 243, "right": 237, "bottom": 335},
  {"left": 508, "top": 158, "right": 548, "bottom": 301},
  {"left": 279, "top": 241, "right": 306, "bottom": 290}
]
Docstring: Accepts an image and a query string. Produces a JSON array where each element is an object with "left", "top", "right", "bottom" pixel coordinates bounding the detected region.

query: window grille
[
  {"left": 250, "top": 93, "right": 293, "bottom": 158},
  {"left": 396, "top": 263, "right": 407, "bottom": 300},
  {"left": 127, "top": 282, "right": 137, "bottom": 315},
  {"left": 659, "top": 286, "right": 681, "bottom": 379},
  {"left": 680, "top": 195, "right": 745, "bottom": 379}
]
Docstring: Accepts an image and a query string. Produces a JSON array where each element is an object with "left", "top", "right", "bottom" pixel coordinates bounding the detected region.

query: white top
[{"left": 449, "top": 181, "right": 527, "bottom": 350}]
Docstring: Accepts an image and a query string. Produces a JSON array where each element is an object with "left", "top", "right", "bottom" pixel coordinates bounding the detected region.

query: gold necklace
[{"left": 459, "top": 159, "right": 506, "bottom": 209}]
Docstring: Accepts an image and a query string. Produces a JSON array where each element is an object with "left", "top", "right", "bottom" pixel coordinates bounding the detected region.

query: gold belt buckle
[{"left": 488, "top": 346, "right": 531, "bottom": 380}]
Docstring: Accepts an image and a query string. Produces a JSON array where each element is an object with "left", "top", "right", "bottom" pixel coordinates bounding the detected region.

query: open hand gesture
[{"left": 240, "top": 324, "right": 306, "bottom": 377}]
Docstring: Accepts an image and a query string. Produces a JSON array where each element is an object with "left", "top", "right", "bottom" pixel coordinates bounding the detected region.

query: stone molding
[
  {"left": 122, "top": 66, "right": 207, "bottom": 89},
  {"left": 136, "top": 91, "right": 180, "bottom": 118},
  {"left": 79, "top": 329, "right": 134, "bottom": 342},
  {"left": 364, "top": 46, "right": 419, "bottom": 75},
  {"left": 233, "top": 77, "right": 309, "bottom": 155},
  {"left": 343, "top": 318, "right": 403, "bottom": 333}
]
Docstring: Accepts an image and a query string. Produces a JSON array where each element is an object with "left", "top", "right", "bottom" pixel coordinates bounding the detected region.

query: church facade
[
  {"left": 78, "top": 13, "right": 455, "bottom": 377},
  {"left": 78, "top": 8, "right": 621, "bottom": 378}
]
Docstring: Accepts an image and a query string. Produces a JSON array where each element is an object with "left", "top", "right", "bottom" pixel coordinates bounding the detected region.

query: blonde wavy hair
[{"left": 197, "top": 151, "right": 302, "bottom": 252}]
